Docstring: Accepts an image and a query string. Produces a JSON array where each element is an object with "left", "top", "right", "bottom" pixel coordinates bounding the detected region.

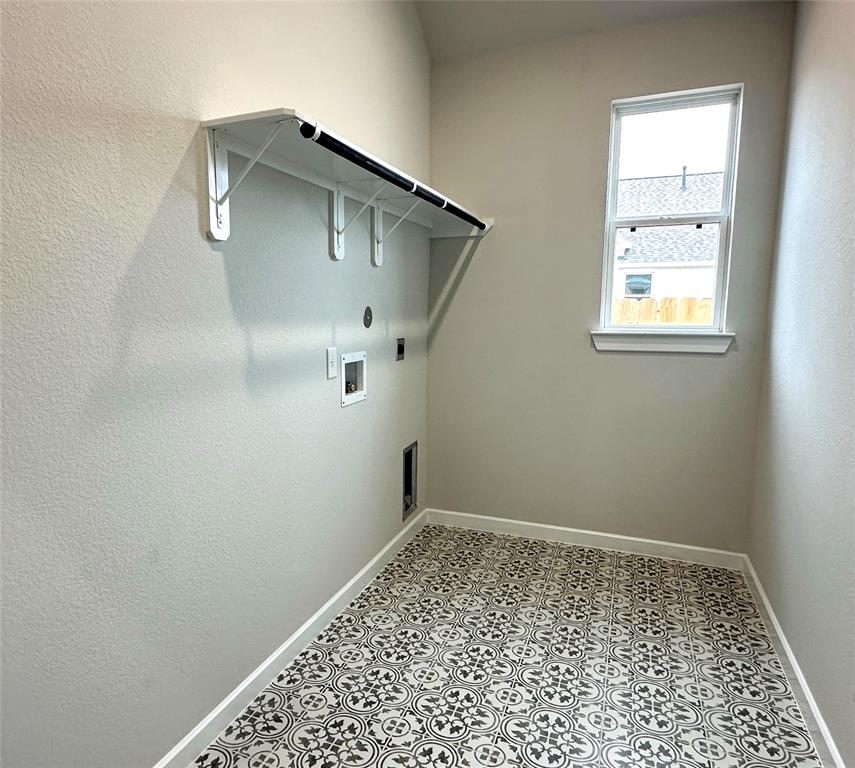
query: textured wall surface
[
  {"left": 0, "top": 3, "right": 430, "bottom": 767},
  {"left": 749, "top": 2, "right": 855, "bottom": 762},
  {"left": 427, "top": 4, "right": 793, "bottom": 551}
]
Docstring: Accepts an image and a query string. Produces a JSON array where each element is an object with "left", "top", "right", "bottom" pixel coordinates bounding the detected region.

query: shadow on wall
[
  {"left": 78, "top": 119, "right": 233, "bottom": 423},
  {"left": 94, "top": 124, "right": 428, "bottom": 417},
  {"left": 216, "top": 152, "right": 333, "bottom": 394},
  {"left": 428, "top": 233, "right": 482, "bottom": 347},
  {"left": 77, "top": 125, "right": 322, "bottom": 421}
]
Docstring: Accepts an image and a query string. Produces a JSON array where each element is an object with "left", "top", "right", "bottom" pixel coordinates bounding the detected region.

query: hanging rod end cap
[{"left": 299, "top": 121, "right": 321, "bottom": 141}]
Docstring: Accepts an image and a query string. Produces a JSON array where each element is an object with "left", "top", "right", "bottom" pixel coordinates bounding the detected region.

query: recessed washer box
[{"left": 341, "top": 351, "right": 366, "bottom": 407}]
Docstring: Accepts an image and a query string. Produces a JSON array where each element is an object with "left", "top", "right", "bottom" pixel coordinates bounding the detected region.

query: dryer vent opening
[{"left": 402, "top": 441, "right": 417, "bottom": 521}]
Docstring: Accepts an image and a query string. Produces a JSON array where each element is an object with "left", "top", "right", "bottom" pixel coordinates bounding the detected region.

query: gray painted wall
[
  {"left": 749, "top": 2, "right": 855, "bottom": 762},
  {"left": 0, "top": 3, "right": 430, "bottom": 767},
  {"left": 427, "top": 4, "right": 794, "bottom": 551}
]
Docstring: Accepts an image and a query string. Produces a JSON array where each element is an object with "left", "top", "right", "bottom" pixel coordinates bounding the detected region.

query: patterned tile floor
[{"left": 193, "top": 525, "right": 823, "bottom": 768}]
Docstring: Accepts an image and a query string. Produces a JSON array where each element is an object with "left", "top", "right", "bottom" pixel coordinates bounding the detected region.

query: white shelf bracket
[
  {"left": 329, "top": 184, "right": 346, "bottom": 260},
  {"left": 217, "top": 122, "right": 286, "bottom": 205},
  {"left": 206, "top": 120, "right": 290, "bottom": 242},
  {"left": 339, "top": 182, "right": 386, "bottom": 238},
  {"left": 371, "top": 199, "right": 420, "bottom": 267},
  {"left": 332, "top": 180, "right": 386, "bottom": 263},
  {"left": 370, "top": 203, "right": 383, "bottom": 267},
  {"left": 206, "top": 128, "right": 230, "bottom": 241}
]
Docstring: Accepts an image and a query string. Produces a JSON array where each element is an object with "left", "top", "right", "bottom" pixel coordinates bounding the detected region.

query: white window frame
[{"left": 593, "top": 84, "right": 742, "bottom": 354}]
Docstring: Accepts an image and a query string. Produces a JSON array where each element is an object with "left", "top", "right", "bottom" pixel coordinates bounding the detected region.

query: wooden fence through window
[{"left": 611, "top": 297, "right": 713, "bottom": 325}]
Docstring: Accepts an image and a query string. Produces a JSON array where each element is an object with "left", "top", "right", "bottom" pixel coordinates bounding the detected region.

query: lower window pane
[{"left": 610, "top": 223, "right": 720, "bottom": 326}]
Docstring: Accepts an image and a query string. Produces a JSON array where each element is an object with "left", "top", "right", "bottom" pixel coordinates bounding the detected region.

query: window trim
[{"left": 595, "top": 84, "right": 743, "bottom": 348}]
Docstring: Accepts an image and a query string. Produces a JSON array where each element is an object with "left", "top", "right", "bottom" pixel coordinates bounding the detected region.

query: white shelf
[{"left": 203, "top": 108, "right": 492, "bottom": 250}]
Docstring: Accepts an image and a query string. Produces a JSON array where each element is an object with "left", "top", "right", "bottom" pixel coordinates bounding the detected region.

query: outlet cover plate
[{"left": 341, "top": 351, "right": 367, "bottom": 407}]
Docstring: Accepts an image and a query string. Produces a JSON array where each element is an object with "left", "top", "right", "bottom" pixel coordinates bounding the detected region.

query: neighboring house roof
[
  {"left": 617, "top": 171, "right": 723, "bottom": 217},
  {"left": 616, "top": 223, "right": 720, "bottom": 264},
  {"left": 616, "top": 172, "right": 723, "bottom": 265}
]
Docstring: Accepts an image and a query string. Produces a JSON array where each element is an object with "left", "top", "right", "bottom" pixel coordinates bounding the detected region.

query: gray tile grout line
[
  {"left": 676, "top": 560, "right": 715, "bottom": 768},
  {"left": 597, "top": 542, "right": 620, "bottom": 750}
]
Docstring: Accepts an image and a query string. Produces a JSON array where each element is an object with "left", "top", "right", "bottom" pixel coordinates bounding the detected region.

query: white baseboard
[
  {"left": 741, "top": 557, "right": 846, "bottom": 768},
  {"left": 153, "top": 509, "right": 428, "bottom": 768},
  {"left": 425, "top": 507, "right": 844, "bottom": 768},
  {"left": 425, "top": 508, "right": 745, "bottom": 569}
]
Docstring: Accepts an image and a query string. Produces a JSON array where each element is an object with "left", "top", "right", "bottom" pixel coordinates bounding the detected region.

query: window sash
[
  {"left": 599, "top": 85, "right": 742, "bottom": 333},
  {"left": 606, "top": 217, "right": 730, "bottom": 331}
]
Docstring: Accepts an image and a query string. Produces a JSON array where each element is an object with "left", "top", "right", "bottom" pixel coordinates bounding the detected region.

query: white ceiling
[{"left": 416, "top": 0, "right": 757, "bottom": 63}]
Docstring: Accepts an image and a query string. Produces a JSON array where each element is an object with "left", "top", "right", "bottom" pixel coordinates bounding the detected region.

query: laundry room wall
[{"left": 1, "top": 3, "right": 431, "bottom": 766}]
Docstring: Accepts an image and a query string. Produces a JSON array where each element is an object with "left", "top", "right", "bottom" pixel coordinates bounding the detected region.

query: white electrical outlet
[{"left": 326, "top": 347, "right": 338, "bottom": 379}]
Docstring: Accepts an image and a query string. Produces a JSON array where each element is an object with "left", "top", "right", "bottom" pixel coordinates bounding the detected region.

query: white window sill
[{"left": 591, "top": 330, "right": 735, "bottom": 354}]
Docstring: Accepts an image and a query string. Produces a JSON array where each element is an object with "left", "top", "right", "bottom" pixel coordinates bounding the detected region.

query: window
[
  {"left": 625, "top": 273, "right": 652, "bottom": 296},
  {"left": 597, "top": 85, "right": 741, "bottom": 342}
]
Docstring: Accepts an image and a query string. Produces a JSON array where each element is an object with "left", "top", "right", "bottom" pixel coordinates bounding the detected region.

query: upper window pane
[{"left": 616, "top": 102, "right": 731, "bottom": 218}]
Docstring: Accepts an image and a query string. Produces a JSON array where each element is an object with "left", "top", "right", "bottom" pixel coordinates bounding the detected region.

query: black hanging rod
[{"left": 298, "top": 120, "right": 487, "bottom": 231}]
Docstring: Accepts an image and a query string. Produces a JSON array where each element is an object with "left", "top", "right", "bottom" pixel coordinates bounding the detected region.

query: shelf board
[{"left": 203, "top": 108, "right": 491, "bottom": 240}]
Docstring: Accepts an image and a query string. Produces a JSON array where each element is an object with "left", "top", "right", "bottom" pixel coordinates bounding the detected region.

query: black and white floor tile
[{"left": 192, "top": 525, "right": 823, "bottom": 768}]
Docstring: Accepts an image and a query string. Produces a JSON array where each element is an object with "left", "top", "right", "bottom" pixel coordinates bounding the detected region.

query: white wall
[
  {"left": 0, "top": 3, "right": 430, "bottom": 767},
  {"left": 749, "top": 2, "right": 855, "bottom": 763},
  {"left": 428, "top": 4, "right": 793, "bottom": 551}
]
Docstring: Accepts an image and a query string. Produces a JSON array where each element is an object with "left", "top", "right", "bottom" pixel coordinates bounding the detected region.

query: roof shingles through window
[{"left": 615, "top": 172, "right": 723, "bottom": 264}]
